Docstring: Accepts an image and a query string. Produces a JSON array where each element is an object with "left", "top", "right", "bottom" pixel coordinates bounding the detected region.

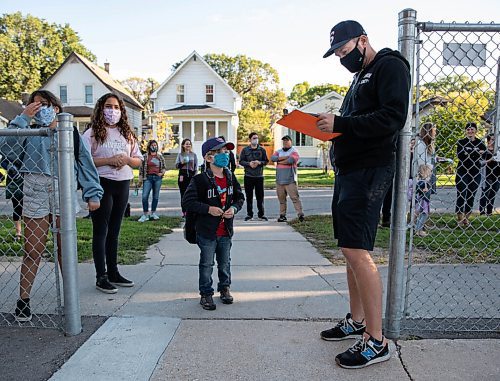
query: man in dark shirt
[
  {"left": 316, "top": 20, "right": 411, "bottom": 369},
  {"left": 238, "top": 132, "right": 269, "bottom": 221}
]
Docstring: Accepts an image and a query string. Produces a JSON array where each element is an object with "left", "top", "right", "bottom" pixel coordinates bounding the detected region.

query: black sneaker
[
  {"left": 15, "top": 298, "right": 32, "bottom": 322},
  {"left": 277, "top": 215, "right": 287, "bottom": 222},
  {"left": 96, "top": 275, "right": 118, "bottom": 294},
  {"left": 220, "top": 287, "right": 233, "bottom": 304},
  {"left": 258, "top": 216, "right": 268, "bottom": 221},
  {"left": 320, "top": 313, "right": 365, "bottom": 341},
  {"left": 108, "top": 272, "right": 134, "bottom": 287},
  {"left": 200, "top": 294, "right": 216, "bottom": 310},
  {"left": 335, "top": 336, "right": 391, "bottom": 369},
  {"left": 298, "top": 214, "right": 305, "bottom": 222},
  {"left": 244, "top": 216, "right": 253, "bottom": 221}
]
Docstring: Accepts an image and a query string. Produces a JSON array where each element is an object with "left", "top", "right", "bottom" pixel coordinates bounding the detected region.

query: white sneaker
[
  {"left": 138, "top": 214, "right": 149, "bottom": 223},
  {"left": 150, "top": 213, "right": 160, "bottom": 220}
]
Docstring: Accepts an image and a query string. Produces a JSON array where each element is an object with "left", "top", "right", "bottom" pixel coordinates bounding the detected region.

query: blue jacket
[{"left": 1, "top": 114, "right": 103, "bottom": 203}]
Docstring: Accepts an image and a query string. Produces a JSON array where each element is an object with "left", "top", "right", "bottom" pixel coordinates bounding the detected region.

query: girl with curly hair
[{"left": 83, "top": 93, "right": 143, "bottom": 294}]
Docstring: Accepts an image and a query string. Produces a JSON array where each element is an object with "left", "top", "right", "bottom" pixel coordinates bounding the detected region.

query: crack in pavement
[
  {"left": 395, "top": 340, "right": 414, "bottom": 380},
  {"left": 310, "top": 266, "right": 349, "bottom": 302}
]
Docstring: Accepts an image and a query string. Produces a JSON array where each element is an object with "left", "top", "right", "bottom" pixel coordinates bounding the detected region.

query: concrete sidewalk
[{"left": 49, "top": 220, "right": 499, "bottom": 381}]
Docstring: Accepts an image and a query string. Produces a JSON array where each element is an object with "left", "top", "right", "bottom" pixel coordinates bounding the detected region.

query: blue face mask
[
  {"left": 34, "top": 105, "right": 56, "bottom": 126},
  {"left": 213, "top": 152, "right": 230, "bottom": 168}
]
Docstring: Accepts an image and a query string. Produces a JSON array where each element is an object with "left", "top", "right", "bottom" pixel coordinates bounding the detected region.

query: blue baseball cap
[
  {"left": 202, "top": 137, "right": 235, "bottom": 157},
  {"left": 323, "top": 20, "right": 367, "bottom": 58}
]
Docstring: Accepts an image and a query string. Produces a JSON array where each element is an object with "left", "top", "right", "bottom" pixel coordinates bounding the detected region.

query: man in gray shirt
[{"left": 239, "top": 132, "right": 269, "bottom": 221}]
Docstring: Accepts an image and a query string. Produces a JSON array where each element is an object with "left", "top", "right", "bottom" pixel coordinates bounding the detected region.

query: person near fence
[
  {"left": 2, "top": 159, "right": 24, "bottom": 241},
  {"left": 412, "top": 164, "right": 433, "bottom": 237},
  {"left": 239, "top": 132, "right": 269, "bottom": 221},
  {"left": 317, "top": 20, "right": 411, "bottom": 368},
  {"left": 83, "top": 93, "right": 143, "bottom": 294},
  {"left": 176, "top": 138, "right": 198, "bottom": 218},
  {"left": 270, "top": 135, "right": 305, "bottom": 222},
  {"left": 479, "top": 134, "right": 499, "bottom": 216},
  {"left": 181, "top": 137, "right": 244, "bottom": 310},
  {"left": 3, "top": 90, "right": 102, "bottom": 322},
  {"left": 455, "top": 122, "right": 486, "bottom": 226},
  {"left": 137, "top": 140, "right": 166, "bottom": 222}
]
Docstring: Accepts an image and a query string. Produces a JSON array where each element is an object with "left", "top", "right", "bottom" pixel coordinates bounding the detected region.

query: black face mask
[
  {"left": 340, "top": 39, "right": 366, "bottom": 73},
  {"left": 150, "top": 146, "right": 158, "bottom": 153}
]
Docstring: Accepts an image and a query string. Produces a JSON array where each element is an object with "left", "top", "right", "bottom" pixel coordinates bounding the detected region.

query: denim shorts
[
  {"left": 331, "top": 164, "right": 395, "bottom": 251},
  {"left": 23, "top": 173, "right": 80, "bottom": 219}
]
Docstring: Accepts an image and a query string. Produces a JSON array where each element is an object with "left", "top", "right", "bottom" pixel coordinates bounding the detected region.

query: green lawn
[
  {"left": 0, "top": 216, "right": 181, "bottom": 265},
  {"left": 132, "top": 167, "right": 335, "bottom": 189},
  {"left": 289, "top": 213, "right": 499, "bottom": 265}
]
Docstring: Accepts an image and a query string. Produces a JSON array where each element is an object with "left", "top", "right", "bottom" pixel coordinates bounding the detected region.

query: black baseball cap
[
  {"left": 202, "top": 137, "right": 235, "bottom": 157},
  {"left": 281, "top": 135, "right": 292, "bottom": 141},
  {"left": 323, "top": 20, "right": 367, "bottom": 58}
]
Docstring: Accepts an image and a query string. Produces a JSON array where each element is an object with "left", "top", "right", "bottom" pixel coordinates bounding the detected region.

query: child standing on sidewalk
[
  {"left": 414, "top": 164, "right": 433, "bottom": 237},
  {"left": 182, "top": 137, "right": 244, "bottom": 310}
]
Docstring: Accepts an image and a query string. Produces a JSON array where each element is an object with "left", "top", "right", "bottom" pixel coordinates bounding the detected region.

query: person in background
[
  {"left": 176, "top": 138, "right": 198, "bottom": 218},
  {"left": 455, "top": 122, "right": 486, "bottom": 226},
  {"left": 3, "top": 90, "right": 102, "bottom": 322},
  {"left": 270, "top": 135, "right": 304, "bottom": 222},
  {"left": 182, "top": 137, "right": 245, "bottom": 310},
  {"left": 83, "top": 93, "right": 143, "bottom": 294},
  {"left": 413, "top": 164, "right": 433, "bottom": 237},
  {"left": 138, "top": 140, "right": 166, "bottom": 222},
  {"left": 479, "top": 134, "right": 499, "bottom": 216},
  {"left": 3, "top": 159, "right": 24, "bottom": 240},
  {"left": 218, "top": 136, "right": 236, "bottom": 173},
  {"left": 239, "top": 132, "right": 269, "bottom": 221}
]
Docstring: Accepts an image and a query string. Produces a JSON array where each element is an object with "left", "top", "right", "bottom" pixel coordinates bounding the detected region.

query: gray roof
[
  {"left": 412, "top": 96, "right": 449, "bottom": 114},
  {"left": 0, "top": 99, "right": 24, "bottom": 121},
  {"left": 64, "top": 106, "right": 94, "bottom": 117},
  {"left": 161, "top": 105, "right": 236, "bottom": 116}
]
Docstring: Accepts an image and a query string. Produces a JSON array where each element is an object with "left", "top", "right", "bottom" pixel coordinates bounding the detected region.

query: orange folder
[{"left": 276, "top": 110, "right": 341, "bottom": 141}]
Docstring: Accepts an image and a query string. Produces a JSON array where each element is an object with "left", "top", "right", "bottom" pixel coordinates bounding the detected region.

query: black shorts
[{"left": 332, "top": 164, "right": 395, "bottom": 251}]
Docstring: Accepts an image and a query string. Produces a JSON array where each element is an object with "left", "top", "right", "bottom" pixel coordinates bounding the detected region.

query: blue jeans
[
  {"left": 197, "top": 234, "right": 232, "bottom": 295},
  {"left": 142, "top": 175, "right": 162, "bottom": 213}
]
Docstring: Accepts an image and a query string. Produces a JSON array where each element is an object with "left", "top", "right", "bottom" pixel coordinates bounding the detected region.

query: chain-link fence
[
  {"left": 0, "top": 128, "right": 63, "bottom": 328},
  {"left": 0, "top": 115, "right": 81, "bottom": 334},
  {"left": 402, "top": 19, "right": 500, "bottom": 334}
]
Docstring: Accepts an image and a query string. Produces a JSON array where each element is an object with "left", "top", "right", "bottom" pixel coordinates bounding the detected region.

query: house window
[
  {"left": 176, "top": 84, "right": 185, "bottom": 103},
  {"left": 205, "top": 85, "right": 214, "bottom": 103},
  {"left": 218, "top": 121, "right": 228, "bottom": 139},
  {"left": 288, "top": 129, "right": 313, "bottom": 147},
  {"left": 59, "top": 86, "right": 68, "bottom": 104},
  {"left": 194, "top": 121, "right": 203, "bottom": 141},
  {"left": 181, "top": 121, "right": 192, "bottom": 140},
  {"left": 171, "top": 123, "right": 180, "bottom": 146},
  {"left": 84, "top": 85, "right": 93, "bottom": 104},
  {"left": 206, "top": 121, "right": 216, "bottom": 138}
]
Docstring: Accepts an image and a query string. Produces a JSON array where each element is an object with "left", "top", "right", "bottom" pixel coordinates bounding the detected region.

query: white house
[
  {"left": 273, "top": 90, "right": 344, "bottom": 167},
  {"left": 41, "top": 52, "right": 143, "bottom": 133},
  {"left": 151, "top": 51, "right": 242, "bottom": 159}
]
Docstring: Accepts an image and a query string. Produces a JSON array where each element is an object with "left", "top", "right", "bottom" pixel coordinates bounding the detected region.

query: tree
[
  {"left": 120, "top": 77, "right": 159, "bottom": 110},
  {"left": 203, "top": 53, "right": 287, "bottom": 141},
  {"left": 142, "top": 111, "right": 177, "bottom": 153},
  {"left": 417, "top": 75, "right": 494, "bottom": 167},
  {"left": 289, "top": 82, "right": 349, "bottom": 108},
  {"left": 0, "top": 12, "right": 95, "bottom": 100}
]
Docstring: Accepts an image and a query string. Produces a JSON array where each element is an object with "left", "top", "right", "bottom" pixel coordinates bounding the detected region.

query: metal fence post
[
  {"left": 384, "top": 8, "right": 417, "bottom": 340},
  {"left": 56, "top": 113, "right": 82, "bottom": 336}
]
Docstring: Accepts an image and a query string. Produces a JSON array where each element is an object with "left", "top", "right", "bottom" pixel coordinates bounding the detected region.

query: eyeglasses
[{"left": 466, "top": 127, "right": 476, "bottom": 131}]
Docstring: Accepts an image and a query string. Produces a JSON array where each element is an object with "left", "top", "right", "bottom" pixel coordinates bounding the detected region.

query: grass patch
[
  {"left": 289, "top": 214, "right": 499, "bottom": 265},
  {"left": 132, "top": 167, "right": 334, "bottom": 189},
  {"left": 0, "top": 216, "right": 181, "bottom": 265}
]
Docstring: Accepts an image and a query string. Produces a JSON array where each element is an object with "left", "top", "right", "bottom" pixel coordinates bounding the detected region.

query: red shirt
[
  {"left": 215, "top": 175, "right": 229, "bottom": 237},
  {"left": 147, "top": 154, "right": 161, "bottom": 176}
]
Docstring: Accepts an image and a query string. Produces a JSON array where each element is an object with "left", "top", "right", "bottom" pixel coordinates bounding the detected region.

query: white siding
[
  {"left": 155, "top": 57, "right": 237, "bottom": 113},
  {"left": 43, "top": 61, "right": 109, "bottom": 106}
]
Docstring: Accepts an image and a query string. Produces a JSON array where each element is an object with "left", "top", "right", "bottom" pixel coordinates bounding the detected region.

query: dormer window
[
  {"left": 176, "top": 84, "right": 185, "bottom": 103},
  {"left": 205, "top": 85, "right": 214, "bottom": 103}
]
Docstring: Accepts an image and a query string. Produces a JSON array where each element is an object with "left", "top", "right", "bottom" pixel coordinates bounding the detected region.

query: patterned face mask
[
  {"left": 34, "top": 105, "right": 56, "bottom": 126},
  {"left": 103, "top": 108, "right": 122, "bottom": 125}
]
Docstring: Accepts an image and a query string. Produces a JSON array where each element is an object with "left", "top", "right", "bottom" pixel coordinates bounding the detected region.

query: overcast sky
[{"left": 2, "top": 0, "right": 497, "bottom": 94}]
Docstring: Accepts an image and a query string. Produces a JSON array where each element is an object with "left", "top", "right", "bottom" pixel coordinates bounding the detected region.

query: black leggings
[
  {"left": 91, "top": 177, "right": 130, "bottom": 278},
  {"left": 178, "top": 170, "right": 195, "bottom": 213},
  {"left": 11, "top": 197, "right": 23, "bottom": 221}
]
